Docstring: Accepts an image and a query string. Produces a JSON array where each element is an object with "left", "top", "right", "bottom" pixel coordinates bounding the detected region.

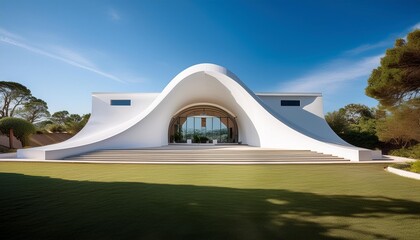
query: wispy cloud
[
  {"left": 278, "top": 55, "right": 382, "bottom": 93},
  {"left": 0, "top": 29, "right": 125, "bottom": 83},
  {"left": 401, "top": 22, "right": 420, "bottom": 41},
  {"left": 52, "top": 46, "right": 97, "bottom": 68},
  {"left": 411, "top": 22, "right": 420, "bottom": 30},
  {"left": 278, "top": 22, "right": 420, "bottom": 94},
  {"left": 344, "top": 40, "right": 390, "bottom": 56},
  {"left": 0, "top": 27, "right": 24, "bottom": 40},
  {"left": 345, "top": 22, "right": 420, "bottom": 56},
  {"left": 108, "top": 8, "right": 120, "bottom": 21}
]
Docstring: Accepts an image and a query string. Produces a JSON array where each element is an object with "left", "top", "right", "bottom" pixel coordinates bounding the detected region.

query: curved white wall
[{"left": 17, "top": 63, "right": 377, "bottom": 161}]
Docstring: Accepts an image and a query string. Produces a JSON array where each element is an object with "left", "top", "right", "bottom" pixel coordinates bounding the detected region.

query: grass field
[{"left": 0, "top": 162, "right": 419, "bottom": 239}]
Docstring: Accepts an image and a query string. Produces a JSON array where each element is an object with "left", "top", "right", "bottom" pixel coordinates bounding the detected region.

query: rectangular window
[
  {"left": 281, "top": 100, "right": 300, "bottom": 106},
  {"left": 110, "top": 99, "right": 131, "bottom": 106}
]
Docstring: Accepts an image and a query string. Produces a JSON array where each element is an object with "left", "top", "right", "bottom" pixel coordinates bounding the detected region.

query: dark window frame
[
  {"left": 110, "top": 99, "right": 131, "bottom": 106},
  {"left": 281, "top": 100, "right": 300, "bottom": 106}
]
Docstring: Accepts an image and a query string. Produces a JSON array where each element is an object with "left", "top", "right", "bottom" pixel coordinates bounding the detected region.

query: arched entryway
[{"left": 168, "top": 105, "right": 238, "bottom": 143}]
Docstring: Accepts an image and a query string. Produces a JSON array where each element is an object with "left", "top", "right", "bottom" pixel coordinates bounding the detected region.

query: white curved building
[{"left": 18, "top": 63, "right": 380, "bottom": 161}]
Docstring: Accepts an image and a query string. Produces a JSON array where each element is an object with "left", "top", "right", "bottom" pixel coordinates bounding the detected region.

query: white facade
[{"left": 18, "top": 63, "right": 380, "bottom": 161}]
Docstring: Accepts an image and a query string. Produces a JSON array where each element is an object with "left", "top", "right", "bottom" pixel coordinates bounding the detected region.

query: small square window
[{"left": 110, "top": 100, "right": 131, "bottom": 106}]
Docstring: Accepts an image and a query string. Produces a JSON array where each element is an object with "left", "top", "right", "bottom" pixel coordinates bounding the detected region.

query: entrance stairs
[{"left": 64, "top": 146, "right": 349, "bottom": 163}]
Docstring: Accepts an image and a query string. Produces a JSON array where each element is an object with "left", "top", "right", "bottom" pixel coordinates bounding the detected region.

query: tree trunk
[
  {"left": 9, "top": 128, "right": 14, "bottom": 149},
  {"left": 10, "top": 97, "right": 24, "bottom": 117}
]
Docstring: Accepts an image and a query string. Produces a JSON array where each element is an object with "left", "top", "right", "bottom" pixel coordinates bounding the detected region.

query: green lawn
[{"left": 0, "top": 162, "right": 419, "bottom": 239}]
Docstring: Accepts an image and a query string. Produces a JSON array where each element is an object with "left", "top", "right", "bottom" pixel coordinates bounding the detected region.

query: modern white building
[{"left": 18, "top": 63, "right": 381, "bottom": 161}]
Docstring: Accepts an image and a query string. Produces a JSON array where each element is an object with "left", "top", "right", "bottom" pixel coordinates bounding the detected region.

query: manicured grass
[{"left": 0, "top": 162, "right": 419, "bottom": 239}]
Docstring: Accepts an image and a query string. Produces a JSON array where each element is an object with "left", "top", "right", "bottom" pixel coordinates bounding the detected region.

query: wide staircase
[{"left": 64, "top": 146, "right": 349, "bottom": 163}]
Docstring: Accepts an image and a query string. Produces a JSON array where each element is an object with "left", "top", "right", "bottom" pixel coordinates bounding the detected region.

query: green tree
[
  {"left": 325, "top": 110, "right": 348, "bottom": 134},
  {"left": 65, "top": 113, "right": 90, "bottom": 134},
  {"left": 366, "top": 29, "right": 420, "bottom": 108},
  {"left": 0, "top": 117, "right": 36, "bottom": 147},
  {"left": 47, "top": 111, "right": 90, "bottom": 134},
  {"left": 16, "top": 97, "right": 50, "bottom": 123},
  {"left": 67, "top": 114, "right": 82, "bottom": 123},
  {"left": 45, "top": 110, "right": 71, "bottom": 133},
  {"left": 356, "top": 118, "right": 377, "bottom": 135},
  {"left": 339, "top": 104, "right": 375, "bottom": 125},
  {"left": 326, "top": 104, "right": 379, "bottom": 149},
  {"left": 51, "top": 110, "right": 69, "bottom": 125},
  {"left": 366, "top": 29, "right": 420, "bottom": 149},
  {"left": 376, "top": 99, "right": 420, "bottom": 147},
  {"left": 0, "top": 81, "right": 32, "bottom": 118}
]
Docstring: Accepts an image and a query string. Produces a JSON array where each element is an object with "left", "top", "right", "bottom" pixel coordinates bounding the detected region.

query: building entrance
[{"left": 168, "top": 105, "right": 238, "bottom": 143}]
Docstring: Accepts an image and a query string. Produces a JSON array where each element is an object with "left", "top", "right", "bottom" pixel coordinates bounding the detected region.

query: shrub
[
  {"left": 339, "top": 131, "right": 379, "bottom": 150},
  {"left": 390, "top": 160, "right": 420, "bottom": 173},
  {"left": 411, "top": 161, "right": 420, "bottom": 173},
  {"left": 389, "top": 144, "right": 420, "bottom": 159},
  {"left": 65, "top": 121, "right": 85, "bottom": 134},
  {"left": 46, "top": 124, "right": 66, "bottom": 133},
  {"left": 193, "top": 134, "right": 200, "bottom": 143},
  {"left": 0, "top": 117, "right": 36, "bottom": 147},
  {"left": 390, "top": 163, "right": 411, "bottom": 171},
  {"left": 35, "top": 130, "right": 45, "bottom": 134}
]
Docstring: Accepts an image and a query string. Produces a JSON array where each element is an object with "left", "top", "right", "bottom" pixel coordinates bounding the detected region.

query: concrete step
[{"left": 64, "top": 148, "right": 349, "bottom": 163}]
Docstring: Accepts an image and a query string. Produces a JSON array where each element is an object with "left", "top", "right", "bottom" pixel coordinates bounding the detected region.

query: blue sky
[{"left": 1, "top": 0, "right": 419, "bottom": 115}]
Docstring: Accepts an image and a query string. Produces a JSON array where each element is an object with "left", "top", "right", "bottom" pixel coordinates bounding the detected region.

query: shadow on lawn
[{"left": 0, "top": 173, "right": 419, "bottom": 240}]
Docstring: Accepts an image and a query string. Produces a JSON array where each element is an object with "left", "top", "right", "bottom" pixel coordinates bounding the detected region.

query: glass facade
[{"left": 169, "top": 105, "right": 238, "bottom": 143}]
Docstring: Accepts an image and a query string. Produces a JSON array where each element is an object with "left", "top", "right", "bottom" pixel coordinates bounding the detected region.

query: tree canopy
[
  {"left": 325, "top": 103, "right": 378, "bottom": 149},
  {"left": 366, "top": 29, "right": 420, "bottom": 108},
  {"left": 325, "top": 111, "right": 348, "bottom": 134},
  {"left": 47, "top": 111, "right": 90, "bottom": 134},
  {"left": 0, "top": 81, "right": 32, "bottom": 118},
  {"left": 16, "top": 97, "right": 50, "bottom": 123},
  {"left": 364, "top": 29, "right": 420, "bottom": 151},
  {"left": 65, "top": 113, "right": 90, "bottom": 134},
  {"left": 0, "top": 117, "right": 36, "bottom": 147},
  {"left": 51, "top": 110, "right": 70, "bottom": 125},
  {"left": 338, "top": 104, "right": 374, "bottom": 125},
  {"left": 376, "top": 99, "right": 420, "bottom": 147},
  {"left": 0, "top": 81, "right": 90, "bottom": 149}
]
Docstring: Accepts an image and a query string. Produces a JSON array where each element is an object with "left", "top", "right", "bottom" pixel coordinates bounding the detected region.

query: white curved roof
[{"left": 18, "top": 63, "right": 376, "bottom": 161}]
